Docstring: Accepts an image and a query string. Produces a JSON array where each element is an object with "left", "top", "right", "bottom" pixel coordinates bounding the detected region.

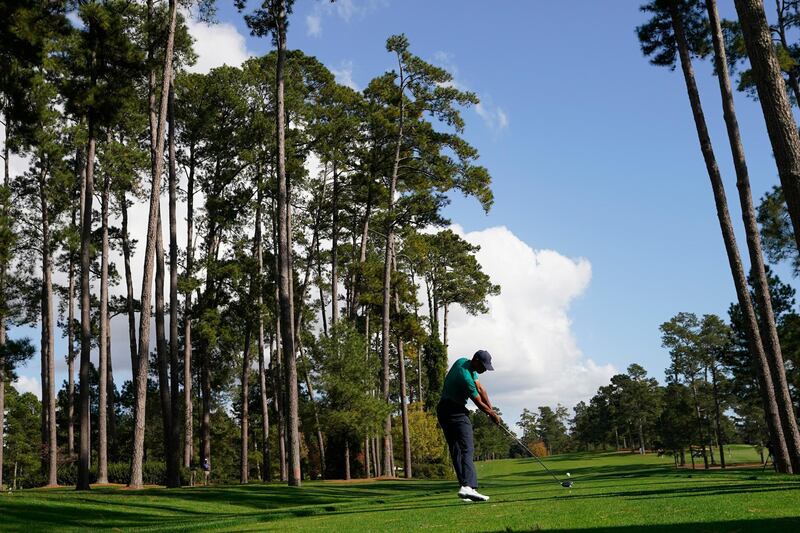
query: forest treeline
[
  {"left": 6, "top": 0, "right": 800, "bottom": 489},
  {"left": 0, "top": 0, "right": 498, "bottom": 488}
]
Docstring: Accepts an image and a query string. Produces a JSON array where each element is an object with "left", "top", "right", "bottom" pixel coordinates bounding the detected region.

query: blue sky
[
  {"left": 263, "top": 1, "right": 796, "bottom": 375},
  {"left": 9, "top": 1, "right": 800, "bottom": 421}
]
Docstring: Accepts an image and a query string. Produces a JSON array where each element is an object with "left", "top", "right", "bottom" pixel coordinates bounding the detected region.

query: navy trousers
[{"left": 437, "top": 400, "right": 478, "bottom": 488}]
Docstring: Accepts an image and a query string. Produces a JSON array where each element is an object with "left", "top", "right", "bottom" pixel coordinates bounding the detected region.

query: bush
[
  {"left": 530, "top": 441, "right": 549, "bottom": 457},
  {"left": 57, "top": 463, "right": 88, "bottom": 486},
  {"left": 393, "top": 403, "right": 453, "bottom": 479},
  {"left": 413, "top": 461, "right": 452, "bottom": 480},
  {"left": 52, "top": 461, "right": 189, "bottom": 486}
]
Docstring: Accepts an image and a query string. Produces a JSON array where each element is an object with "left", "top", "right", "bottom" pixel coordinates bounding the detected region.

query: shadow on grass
[
  {"left": 0, "top": 500, "right": 191, "bottom": 531},
  {"left": 129, "top": 480, "right": 455, "bottom": 512},
  {"left": 0, "top": 480, "right": 459, "bottom": 531},
  {"left": 486, "top": 457, "right": 797, "bottom": 488},
  {"left": 485, "top": 517, "right": 800, "bottom": 532},
  {"left": 3, "top": 460, "right": 799, "bottom": 532},
  {"left": 488, "top": 481, "right": 800, "bottom": 505}
]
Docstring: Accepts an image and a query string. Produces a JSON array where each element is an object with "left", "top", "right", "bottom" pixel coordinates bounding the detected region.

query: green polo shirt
[{"left": 441, "top": 357, "right": 479, "bottom": 405}]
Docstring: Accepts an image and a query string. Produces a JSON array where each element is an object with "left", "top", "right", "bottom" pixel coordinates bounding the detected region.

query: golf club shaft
[{"left": 499, "top": 423, "right": 565, "bottom": 484}]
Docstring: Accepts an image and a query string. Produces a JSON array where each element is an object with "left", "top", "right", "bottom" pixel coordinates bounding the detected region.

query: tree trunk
[
  {"left": 344, "top": 439, "right": 351, "bottom": 480},
  {"left": 381, "top": 227, "right": 395, "bottom": 478},
  {"left": 259, "top": 329, "right": 270, "bottom": 482},
  {"left": 107, "top": 329, "right": 116, "bottom": 459},
  {"left": 712, "top": 364, "right": 726, "bottom": 468},
  {"left": 734, "top": 0, "right": 800, "bottom": 267},
  {"left": 0, "top": 123, "right": 6, "bottom": 488},
  {"left": 350, "top": 180, "right": 372, "bottom": 319},
  {"left": 397, "top": 337, "right": 411, "bottom": 478},
  {"left": 273, "top": 307, "right": 287, "bottom": 482},
  {"left": 39, "top": 168, "right": 57, "bottom": 486},
  {"left": 67, "top": 196, "right": 77, "bottom": 458},
  {"left": 78, "top": 119, "right": 96, "bottom": 491},
  {"left": 380, "top": 60, "right": 405, "bottom": 477},
  {"left": 373, "top": 436, "right": 381, "bottom": 477},
  {"left": 39, "top": 169, "right": 48, "bottom": 474},
  {"left": 443, "top": 303, "right": 448, "bottom": 351},
  {"left": 638, "top": 421, "right": 645, "bottom": 455},
  {"left": 290, "top": 212, "right": 327, "bottom": 476},
  {"left": 331, "top": 162, "right": 339, "bottom": 328},
  {"left": 392, "top": 252, "right": 411, "bottom": 478},
  {"left": 167, "top": 78, "right": 181, "bottom": 487},
  {"left": 706, "top": 0, "right": 800, "bottom": 472},
  {"left": 417, "top": 342, "right": 423, "bottom": 406},
  {"left": 316, "top": 240, "right": 328, "bottom": 336},
  {"left": 274, "top": 0, "right": 300, "bottom": 487},
  {"left": 365, "top": 435, "right": 371, "bottom": 478},
  {"left": 241, "top": 327, "right": 252, "bottom": 484},
  {"left": 671, "top": 4, "right": 794, "bottom": 473},
  {"left": 255, "top": 187, "right": 269, "bottom": 483},
  {"left": 195, "top": 231, "right": 218, "bottom": 478},
  {"left": 120, "top": 192, "right": 138, "bottom": 381},
  {"left": 97, "top": 169, "right": 110, "bottom": 485},
  {"left": 201, "top": 360, "right": 211, "bottom": 481},
  {"left": 301, "top": 358, "right": 325, "bottom": 477},
  {"left": 183, "top": 145, "right": 195, "bottom": 469},
  {"left": 130, "top": 0, "right": 179, "bottom": 489},
  {"left": 708, "top": 431, "right": 717, "bottom": 466},
  {"left": 156, "top": 213, "right": 175, "bottom": 485},
  {"left": 390, "top": 434, "right": 395, "bottom": 474}
]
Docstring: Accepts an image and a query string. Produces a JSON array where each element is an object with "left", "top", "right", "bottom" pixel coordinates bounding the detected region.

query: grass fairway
[{"left": 2, "top": 448, "right": 799, "bottom": 532}]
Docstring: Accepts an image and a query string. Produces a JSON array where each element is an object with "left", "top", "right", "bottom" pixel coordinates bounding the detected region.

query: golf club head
[{"left": 561, "top": 481, "right": 573, "bottom": 488}]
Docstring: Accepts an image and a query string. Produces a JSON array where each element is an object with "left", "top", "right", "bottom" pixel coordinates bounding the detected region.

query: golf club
[{"left": 498, "top": 422, "right": 574, "bottom": 488}]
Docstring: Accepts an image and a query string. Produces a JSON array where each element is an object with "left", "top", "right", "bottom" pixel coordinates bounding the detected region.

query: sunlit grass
[{"left": 1, "top": 446, "right": 798, "bottom": 532}]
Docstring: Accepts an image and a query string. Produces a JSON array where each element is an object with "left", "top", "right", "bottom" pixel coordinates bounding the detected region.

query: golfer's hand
[{"left": 490, "top": 411, "right": 502, "bottom": 425}]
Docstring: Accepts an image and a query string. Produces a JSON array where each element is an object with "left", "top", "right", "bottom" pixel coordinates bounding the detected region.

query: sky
[{"left": 8, "top": 0, "right": 800, "bottom": 427}]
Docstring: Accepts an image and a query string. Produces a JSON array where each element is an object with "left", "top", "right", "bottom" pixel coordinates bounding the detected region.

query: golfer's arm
[
  {"left": 471, "top": 388, "right": 494, "bottom": 416},
  {"left": 476, "top": 380, "right": 493, "bottom": 410}
]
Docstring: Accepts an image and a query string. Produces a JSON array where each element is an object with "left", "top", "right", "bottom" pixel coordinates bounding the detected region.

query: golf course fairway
[{"left": 1, "top": 448, "right": 799, "bottom": 532}]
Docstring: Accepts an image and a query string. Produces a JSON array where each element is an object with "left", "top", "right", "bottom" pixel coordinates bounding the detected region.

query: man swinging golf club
[{"left": 437, "top": 349, "right": 500, "bottom": 502}]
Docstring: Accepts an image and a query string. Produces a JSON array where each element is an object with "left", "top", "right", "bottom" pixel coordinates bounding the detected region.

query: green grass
[{"left": 2, "top": 447, "right": 799, "bottom": 532}]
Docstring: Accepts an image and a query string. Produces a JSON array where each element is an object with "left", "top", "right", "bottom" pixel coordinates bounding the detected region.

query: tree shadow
[
  {"left": 3, "top": 461, "right": 799, "bottom": 532},
  {"left": 484, "top": 517, "right": 800, "bottom": 532},
  {"left": 485, "top": 457, "right": 795, "bottom": 487}
]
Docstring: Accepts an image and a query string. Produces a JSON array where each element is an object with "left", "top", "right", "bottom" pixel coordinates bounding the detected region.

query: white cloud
[
  {"left": 0, "top": 122, "right": 32, "bottom": 180},
  {"left": 433, "top": 51, "right": 460, "bottom": 81},
  {"left": 305, "top": 0, "right": 387, "bottom": 37},
  {"left": 330, "top": 60, "right": 358, "bottom": 90},
  {"left": 306, "top": 14, "right": 322, "bottom": 37},
  {"left": 444, "top": 225, "right": 615, "bottom": 426},
  {"left": 432, "top": 52, "right": 509, "bottom": 134},
  {"left": 185, "top": 17, "right": 254, "bottom": 74},
  {"left": 334, "top": 0, "right": 357, "bottom": 22},
  {"left": 475, "top": 99, "right": 509, "bottom": 132},
  {"left": 12, "top": 376, "right": 41, "bottom": 399}
]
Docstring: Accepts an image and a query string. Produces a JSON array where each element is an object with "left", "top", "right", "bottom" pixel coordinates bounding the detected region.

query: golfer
[{"left": 437, "top": 349, "right": 500, "bottom": 502}]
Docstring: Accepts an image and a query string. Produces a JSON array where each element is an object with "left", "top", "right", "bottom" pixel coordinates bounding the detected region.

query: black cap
[{"left": 474, "top": 350, "right": 494, "bottom": 371}]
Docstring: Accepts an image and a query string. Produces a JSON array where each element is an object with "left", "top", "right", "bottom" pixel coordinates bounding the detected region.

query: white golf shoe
[{"left": 458, "top": 486, "right": 489, "bottom": 502}]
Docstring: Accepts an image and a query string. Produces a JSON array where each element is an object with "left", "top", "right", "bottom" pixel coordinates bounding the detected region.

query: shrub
[
  {"left": 51, "top": 461, "right": 189, "bottom": 487},
  {"left": 530, "top": 441, "right": 549, "bottom": 457}
]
